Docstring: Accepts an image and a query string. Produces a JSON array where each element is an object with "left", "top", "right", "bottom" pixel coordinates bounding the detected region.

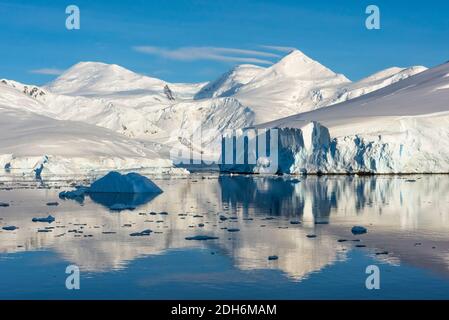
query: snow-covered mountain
[
  {"left": 195, "top": 50, "right": 426, "bottom": 124},
  {"left": 225, "top": 62, "right": 449, "bottom": 174},
  {"left": 0, "top": 83, "right": 182, "bottom": 177},
  {"left": 0, "top": 48, "right": 433, "bottom": 175},
  {"left": 233, "top": 50, "right": 351, "bottom": 123},
  {"left": 158, "top": 49, "right": 426, "bottom": 126},
  {"left": 45, "top": 61, "right": 205, "bottom": 102},
  {"left": 194, "top": 64, "right": 265, "bottom": 99},
  {"left": 329, "top": 66, "right": 428, "bottom": 105}
]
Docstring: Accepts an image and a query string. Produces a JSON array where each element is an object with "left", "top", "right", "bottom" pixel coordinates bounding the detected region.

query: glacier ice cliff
[{"left": 219, "top": 119, "right": 449, "bottom": 174}]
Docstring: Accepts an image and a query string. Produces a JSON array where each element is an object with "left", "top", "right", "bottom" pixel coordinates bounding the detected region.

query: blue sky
[{"left": 1, "top": 0, "right": 448, "bottom": 85}]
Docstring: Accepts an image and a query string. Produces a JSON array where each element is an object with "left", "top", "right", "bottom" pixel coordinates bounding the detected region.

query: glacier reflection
[{"left": 0, "top": 175, "right": 449, "bottom": 280}]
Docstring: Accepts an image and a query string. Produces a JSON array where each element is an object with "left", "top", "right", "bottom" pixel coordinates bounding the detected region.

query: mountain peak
[
  {"left": 262, "top": 49, "right": 349, "bottom": 82},
  {"left": 45, "top": 61, "right": 166, "bottom": 95},
  {"left": 281, "top": 48, "right": 311, "bottom": 60},
  {"left": 62, "top": 61, "right": 137, "bottom": 78}
]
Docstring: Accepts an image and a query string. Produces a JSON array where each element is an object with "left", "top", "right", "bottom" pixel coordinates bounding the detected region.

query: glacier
[{"left": 220, "top": 62, "right": 449, "bottom": 174}]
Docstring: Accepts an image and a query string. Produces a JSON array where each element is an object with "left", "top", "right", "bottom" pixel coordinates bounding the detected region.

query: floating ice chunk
[
  {"left": 32, "top": 215, "right": 55, "bottom": 223},
  {"left": 351, "top": 226, "right": 368, "bottom": 235},
  {"left": 89, "top": 171, "right": 162, "bottom": 194},
  {"left": 59, "top": 187, "right": 88, "bottom": 202},
  {"left": 130, "top": 229, "right": 152, "bottom": 237},
  {"left": 2, "top": 226, "right": 18, "bottom": 231},
  {"left": 185, "top": 235, "right": 219, "bottom": 241},
  {"left": 58, "top": 172, "right": 162, "bottom": 210}
]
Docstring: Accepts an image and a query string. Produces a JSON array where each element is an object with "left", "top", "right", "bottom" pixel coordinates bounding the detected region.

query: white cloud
[
  {"left": 259, "top": 45, "right": 297, "bottom": 53},
  {"left": 133, "top": 46, "right": 279, "bottom": 65},
  {"left": 29, "top": 68, "right": 65, "bottom": 75}
]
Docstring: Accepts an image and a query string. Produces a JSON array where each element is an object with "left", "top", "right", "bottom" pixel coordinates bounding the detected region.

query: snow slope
[
  {"left": 329, "top": 66, "right": 427, "bottom": 106},
  {"left": 2, "top": 71, "right": 254, "bottom": 161},
  {"left": 220, "top": 50, "right": 426, "bottom": 124},
  {"left": 45, "top": 61, "right": 204, "bottom": 100},
  {"left": 0, "top": 84, "right": 181, "bottom": 177},
  {"left": 194, "top": 64, "right": 265, "bottom": 99},
  {"left": 238, "top": 62, "right": 449, "bottom": 174}
]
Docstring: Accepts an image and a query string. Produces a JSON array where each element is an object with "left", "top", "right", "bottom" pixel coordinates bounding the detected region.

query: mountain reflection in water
[{"left": 0, "top": 174, "right": 449, "bottom": 282}]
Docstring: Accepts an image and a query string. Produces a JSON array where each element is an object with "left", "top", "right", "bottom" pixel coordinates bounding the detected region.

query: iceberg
[
  {"left": 59, "top": 187, "right": 88, "bottom": 202},
  {"left": 2, "top": 226, "right": 18, "bottom": 231},
  {"left": 351, "top": 226, "right": 368, "bottom": 235},
  {"left": 32, "top": 215, "right": 56, "bottom": 223},
  {"left": 59, "top": 172, "right": 162, "bottom": 210},
  {"left": 89, "top": 171, "right": 163, "bottom": 194},
  {"left": 129, "top": 229, "right": 152, "bottom": 237},
  {"left": 185, "top": 235, "right": 219, "bottom": 241}
]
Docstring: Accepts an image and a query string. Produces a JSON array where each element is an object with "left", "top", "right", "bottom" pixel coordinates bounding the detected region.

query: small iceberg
[
  {"left": 32, "top": 215, "right": 55, "bottom": 223},
  {"left": 130, "top": 229, "right": 152, "bottom": 237},
  {"left": 2, "top": 226, "right": 18, "bottom": 231},
  {"left": 59, "top": 187, "right": 88, "bottom": 202},
  {"left": 89, "top": 172, "right": 162, "bottom": 210},
  {"left": 185, "top": 235, "right": 219, "bottom": 241},
  {"left": 351, "top": 226, "right": 368, "bottom": 235},
  {"left": 59, "top": 172, "right": 163, "bottom": 210},
  {"left": 89, "top": 171, "right": 162, "bottom": 194},
  {"left": 46, "top": 202, "right": 59, "bottom": 206}
]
